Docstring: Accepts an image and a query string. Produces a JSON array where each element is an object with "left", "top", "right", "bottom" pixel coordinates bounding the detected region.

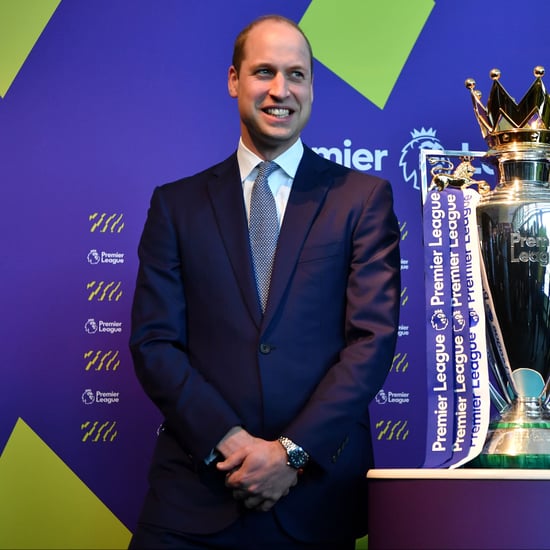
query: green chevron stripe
[
  {"left": 300, "top": 0, "right": 435, "bottom": 109},
  {"left": 0, "top": 418, "right": 131, "bottom": 549},
  {"left": 0, "top": 0, "right": 61, "bottom": 98}
]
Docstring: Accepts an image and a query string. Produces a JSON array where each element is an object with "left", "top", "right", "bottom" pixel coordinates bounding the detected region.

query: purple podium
[{"left": 367, "top": 468, "right": 550, "bottom": 549}]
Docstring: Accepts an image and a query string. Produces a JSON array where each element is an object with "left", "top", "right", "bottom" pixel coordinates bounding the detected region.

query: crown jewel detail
[{"left": 465, "top": 66, "right": 550, "bottom": 149}]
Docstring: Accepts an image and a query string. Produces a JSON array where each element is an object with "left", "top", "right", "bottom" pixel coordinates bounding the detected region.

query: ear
[{"left": 228, "top": 65, "right": 239, "bottom": 98}]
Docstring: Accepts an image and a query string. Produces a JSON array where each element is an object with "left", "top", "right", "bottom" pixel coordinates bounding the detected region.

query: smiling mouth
[{"left": 264, "top": 107, "right": 292, "bottom": 118}]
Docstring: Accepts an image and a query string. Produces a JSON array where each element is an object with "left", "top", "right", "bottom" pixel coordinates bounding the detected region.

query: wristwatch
[{"left": 278, "top": 436, "right": 309, "bottom": 470}]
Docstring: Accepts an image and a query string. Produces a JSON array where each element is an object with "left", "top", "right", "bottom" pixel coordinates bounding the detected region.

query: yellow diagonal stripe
[
  {"left": 0, "top": 418, "right": 131, "bottom": 549},
  {"left": 300, "top": 0, "right": 434, "bottom": 109},
  {"left": 0, "top": 0, "right": 61, "bottom": 98}
]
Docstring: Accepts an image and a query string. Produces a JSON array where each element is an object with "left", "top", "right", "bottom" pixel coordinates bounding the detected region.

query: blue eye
[{"left": 256, "top": 68, "right": 273, "bottom": 77}]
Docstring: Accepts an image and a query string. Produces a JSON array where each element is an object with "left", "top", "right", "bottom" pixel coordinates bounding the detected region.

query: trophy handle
[
  {"left": 479, "top": 245, "right": 519, "bottom": 398},
  {"left": 489, "top": 381, "right": 509, "bottom": 413},
  {"left": 486, "top": 339, "right": 513, "bottom": 406}
]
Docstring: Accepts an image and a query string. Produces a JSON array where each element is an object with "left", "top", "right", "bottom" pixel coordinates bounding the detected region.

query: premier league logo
[
  {"left": 430, "top": 309, "right": 448, "bottom": 331},
  {"left": 400, "top": 127, "right": 444, "bottom": 191}
]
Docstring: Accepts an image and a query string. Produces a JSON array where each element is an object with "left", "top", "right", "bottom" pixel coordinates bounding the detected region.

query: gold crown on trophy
[{"left": 465, "top": 66, "right": 550, "bottom": 150}]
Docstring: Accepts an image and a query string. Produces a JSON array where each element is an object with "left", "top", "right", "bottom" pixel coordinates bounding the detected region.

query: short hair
[{"left": 231, "top": 15, "right": 313, "bottom": 75}]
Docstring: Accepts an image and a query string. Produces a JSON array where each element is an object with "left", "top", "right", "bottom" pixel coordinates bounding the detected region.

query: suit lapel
[
  {"left": 206, "top": 149, "right": 333, "bottom": 330},
  {"left": 263, "top": 148, "right": 332, "bottom": 326},
  {"left": 207, "top": 155, "right": 262, "bottom": 326}
]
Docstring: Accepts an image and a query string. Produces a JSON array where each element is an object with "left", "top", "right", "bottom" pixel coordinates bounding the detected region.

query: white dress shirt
[{"left": 237, "top": 138, "right": 304, "bottom": 228}]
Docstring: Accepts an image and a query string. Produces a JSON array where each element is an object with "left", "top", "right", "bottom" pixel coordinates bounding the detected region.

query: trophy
[{"left": 466, "top": 66, "right": 550, "bottom": 468}]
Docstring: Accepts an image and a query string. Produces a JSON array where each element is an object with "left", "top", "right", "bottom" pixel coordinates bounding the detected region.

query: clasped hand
[{"left": 215, "top": 429, "right": 298, "bottom": 511}]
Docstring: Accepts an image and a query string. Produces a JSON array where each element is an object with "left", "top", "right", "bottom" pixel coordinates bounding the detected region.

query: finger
[
  {"left": 225, "top": 470, "right": 243, "bottom": 489},
  {"left": 232, "top": 489, "right": 248, "bottom": 500},
  {"left": 243, "top": 496, "right": 268, "bottom": 510},
  {"left": 216, "top": 453, "right": 245, "bottom": 472},
  {"left": 257, "top": 499, "right": 275, "bottom": 512},
  {"left": 226, "top": 467, "right": 252, "bottom": 490}
]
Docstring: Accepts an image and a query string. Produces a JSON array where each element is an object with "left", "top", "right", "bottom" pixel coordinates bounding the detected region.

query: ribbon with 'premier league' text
[
  {"left": 440, "top": 188, "right": 473, "bottom": 466},
  {"left": 423, "top": 188, "right": 455, "bottom": 467},
  {"left": 451, "top": 188, "right": 490, "bottom": 468},
  {"left": 423, "top": 186, "right": 490, "bottom": 468}
]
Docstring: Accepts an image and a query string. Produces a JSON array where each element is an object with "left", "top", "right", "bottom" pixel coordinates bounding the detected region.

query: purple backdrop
[{"left": 2, "top": 0, "right": 549, "bottom": 533}]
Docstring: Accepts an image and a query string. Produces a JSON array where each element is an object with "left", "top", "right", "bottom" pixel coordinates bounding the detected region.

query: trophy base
[{"left": 468, "top": 398, "right": 550, "bottom": 469}]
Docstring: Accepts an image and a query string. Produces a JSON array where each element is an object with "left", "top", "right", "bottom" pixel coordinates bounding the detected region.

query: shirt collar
[{"left": 237, "top": 138, "right": 304, "bottom": 181}]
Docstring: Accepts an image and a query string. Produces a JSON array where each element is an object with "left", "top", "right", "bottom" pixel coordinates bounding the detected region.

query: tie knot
[{"left": 256, "top": 161, "right": 278, "bottom": 180}]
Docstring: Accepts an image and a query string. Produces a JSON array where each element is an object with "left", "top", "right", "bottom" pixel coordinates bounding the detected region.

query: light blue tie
[{"left": 249, "top": 161, "right": 279, "bottom": 312}]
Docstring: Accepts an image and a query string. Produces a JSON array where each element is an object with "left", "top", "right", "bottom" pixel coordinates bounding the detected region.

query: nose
[{"left": 269, "top": 72, "right": 290, "bottom": 99}]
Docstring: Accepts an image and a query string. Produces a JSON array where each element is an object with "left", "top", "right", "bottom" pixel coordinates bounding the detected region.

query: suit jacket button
[{"left": 259, "top": 343, "right": 272, "bottom": 354}]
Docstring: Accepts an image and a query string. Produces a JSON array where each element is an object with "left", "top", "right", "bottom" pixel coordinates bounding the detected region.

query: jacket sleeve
[
  {"left": 129, "top": 185, "right": 241, "bottom": 463},
  {"left": 283, "top": 176, "right": 401, "bottom": 469}
]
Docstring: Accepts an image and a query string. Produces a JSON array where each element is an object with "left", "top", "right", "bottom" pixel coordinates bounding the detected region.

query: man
[{"left": 129, "top": 14, "right": 400, "bottom": 549}]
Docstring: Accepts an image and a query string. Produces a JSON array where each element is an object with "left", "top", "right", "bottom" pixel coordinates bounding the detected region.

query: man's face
[{"left": 228, "top": 20, "right": 313, "bottom": 160}]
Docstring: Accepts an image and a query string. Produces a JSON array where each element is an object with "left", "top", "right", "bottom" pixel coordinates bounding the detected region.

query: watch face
[{"left": 288, "top": 447, "right": 308, "bottom": 469}]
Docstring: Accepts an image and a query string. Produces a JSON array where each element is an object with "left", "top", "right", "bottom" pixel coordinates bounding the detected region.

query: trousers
[{"left": 129, "top": 510, "right": 356, "bottom": 550}]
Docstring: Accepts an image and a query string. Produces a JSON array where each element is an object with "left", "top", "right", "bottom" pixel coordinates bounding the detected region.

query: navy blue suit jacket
[{"left": 130, "top": 146, "right": 401, "bottom": 542}]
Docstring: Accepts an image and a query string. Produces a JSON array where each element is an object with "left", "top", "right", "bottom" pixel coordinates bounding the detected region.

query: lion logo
[
  {"left": 453, "top": 310, "right": 467, "bottom": 332},
  {"left": 400, "top": 127, "right": 444, "bottom": 190},
  {"left": 375, "top": 389, "right": 388, "bottom": 405},
  {"left": 82, "top": 389, "right": 95, "bottom": 405},
  {"left": 429, "top": 156, "right": 491, "bottom": 194},
  {"left": 87, "top": 249, "right": 101, "bottom": 265},
  {"left": 431, "top": 309, "right": 449, "bottom": 331},
  {"left": 85, "top": 318, "right": 98, "bottom": 334}
]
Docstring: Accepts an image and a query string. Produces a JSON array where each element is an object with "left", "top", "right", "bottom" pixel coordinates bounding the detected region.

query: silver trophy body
[
  {"left": 476, "top": 148, "right": 550, "bottom": 467},
  {"left": 467, "top": 67, "right": 550, "bottom": 467}
]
